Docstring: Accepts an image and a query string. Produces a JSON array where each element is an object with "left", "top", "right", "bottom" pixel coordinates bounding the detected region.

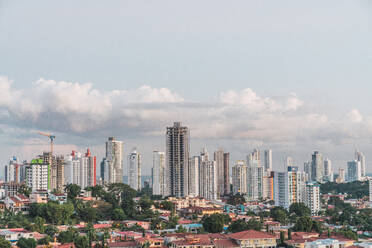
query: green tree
[
  {"left": 85, "top": 223, "right": 97, "bottom": 248},
  {"left": 17, "top": 238, "right": 37, "bottom": 248},
  {"left": 37, "top": 236, "right": 52, "bottom": 245},
  {"left": 18, "top": 184, "right": 32, "bottom": 197},
  {"left": 0, "top": 237, "right": 11, "bottom": 248},
  {"left": 159, "top": 201, "right": 175, "bottom": 211},
  {"left": 74, "top": 235, "right": 89, "bottom": 248},
  {"left": 32, "top": 216, "right": 46, "bottom": 233},
  {"left": 246, "top": 218, "right": 262, "bottom": 231},
  {"left": 65, "top": 184, "right": 82, "bottom": 200},
  {"left": 228, "top": 219, "right": 248, "bottom": 233},
  {"left": 45, "top": 225, "right": 58, "bottom": 237},
  {"left": 112, "top": 208, "right": 127, "bottom": 221},
  {"left": 202, "top": 214, "right": 226, "bottom": 233},
  {"left": 293, "top": 216, "right": 313, "bottom": 232},
  {"left": 227, "top": 194, "right": 246, "bottom": 206},
  {"left": 270, "top": 207, "right": 288, "bottom": 225},
  {"left": 86, "top": 185, "right": 105, "bottom": 197},
  {"left": 58, "top": 228, "right": 78, "bottom": 244},
  {"left": 289, "top": 203, "right": 311, "bottom": 217},
  {"left": 280, "top": 231, "right": 285, "bottom": 245}
]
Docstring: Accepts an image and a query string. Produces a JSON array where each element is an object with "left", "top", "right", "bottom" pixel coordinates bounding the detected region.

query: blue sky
[{"left": 0, "top": 0, "right": 371, "bottom": 175}]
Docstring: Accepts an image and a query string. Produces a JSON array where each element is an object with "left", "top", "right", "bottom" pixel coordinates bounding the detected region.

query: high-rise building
[
  {"left": 304, "top": 161, "right": 311, "bottom": 182},
  {"left": 232, "top": 161, "right": 247, "bottom": 195},
  {"left": 336, "top": 168, "right": 346, "bottom": 183},
  {"left": 26, "top": 158, "right": 50, "bottom": 191},
  {"left": 56, "top": 156, "right": 65, "bottom": 190},
  {"left": 5, "top": 157, "right": 19, "bottom": 183},
  {"left": 64, "top": 149, "right": 96, "bottom": 188},
  {"left": 188, "top": 156, "right": 200, "bottom": 197},
  {"left": 105, "top": 137, "right": 123, "bottom": 183},
  {"left": 274, "top": 166, "right": 306, "bottom": 209},
  {"left": 199, "top": 160, "right": 217, "bottom": 200},
  {"left": 223, "top": 153, "right": 230, "bottom": 195},
  {"left": 262, "top": 172, "right": 274, "bottom": 200},
  {"left": 214, "top": 148, "right": 225, "bottom": 197},
  {"left": 305, "top": 182, "right": 320, "bottom": 215},
  {"left": 152, "top": 151, "right": 166, "bottom": 196},
  {"left": 247, "top": 149, "right": 263, "bottom": 200},
  {"left": 311, "top": 151, "right": 323, "bottom": 182},
  {"left": 41, "top": 152, "right": 64, "bottom": 190},
  {"left": 128, "top": 148, "right": 141, "bottom": 191},
  {"left": 355, "top": 151, "right": 366, "bottom": 178},
  {"left": 264, "top": 149, "right": 272, "bottom": 172},
  {"left": 166, "top": 122, "right": 189, "bottom": 197},
  {"left": 323, "top": 158, "right": 333, "bottom": 182},
  {"left": 347, "top": 160, "right": 361, "bottom": 182},
  {"left": 100, "top": 158, "right": 108, "bottom": 183},
  {"left": 274, "top": 171, "right": 287, "bottom": 208},
  {"left": 369, "top": 179, "right": 372, "bottom": 202}
]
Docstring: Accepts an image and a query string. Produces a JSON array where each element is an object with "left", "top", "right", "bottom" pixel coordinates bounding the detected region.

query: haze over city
[{"left": 1, "top": 0, "right": 372, "bottom": 175}]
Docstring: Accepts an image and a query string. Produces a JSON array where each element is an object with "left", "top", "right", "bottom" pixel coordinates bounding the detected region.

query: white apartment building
[
  {"left": 64, "top": 149, "right": 96, "bottom": 188},
  {"left": 247, "top": 149, "right": 263, "bottom": 200},
  {"left": 274, "top": 166, "right": 306, "bottom": 209},
  {"left": 199, "top": 159, "right": 217, "bottom": 200},
  {"left": 152, "top": 151, "right": 167, "bottom": 196},
  {"left": 26, "top": 158, "right": 49, "bottom": 191},
  {"left": 128, "top": 149, "right": 141, "bottom": 191},
  {"left": 305, "top": 182, "right": 320, "bottom": 215},
  {"left": 105, "top": 137, "right": 123, "bottom": 183},
  {"left": 188, "top": 156, "right": 200, "bottom": 197},
  {"left": 355, "top": 151, "right": 366, "bottom": 178},
  {"left": 232, "top": 161, "right": 247, "bottom": 195}
]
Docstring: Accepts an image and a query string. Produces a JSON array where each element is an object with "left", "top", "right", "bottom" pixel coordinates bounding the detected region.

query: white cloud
[{"left": 0, "top": 76, "right": 370, "bottom": 150}]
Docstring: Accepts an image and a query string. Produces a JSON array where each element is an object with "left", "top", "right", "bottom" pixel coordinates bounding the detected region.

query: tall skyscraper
[
  {"left": 355, "top": 151, "right": 366, "bottom": 178},
  {"left": 223, "top": 153, "right": 230, "bottom": 195},
  {"left": 5, "top": 157, "right": 19, "bottom": 183},
  {"left": 214, "top": 148, "right": 225, "bottom": 197},
  {"left": 188, "top": 156, "right": 200, "bottom": 197},
  {"left": 369, "top": 179, "right": 372, "bottom": 202},
  {"left": 304, "top": 161, "right": 311, "bottom": 182},
  {"left": 262, "top": 172, "right": 274, "bottom": 200},
  {"left": 105, "top": 137, "right": 123, "bottom": 183},
  {"left": 128, "top": 148, "right": 141, "bottom": 191},
  {"left": 26, "top": 158, "right": 50, "bottom": 191},
  {"left": 232, "top": 161, "right": 247, "bottom": 195},
  {"left": 264, "top": 149, "right": 272, "bottom": 172},
  {"left": 311, "top": 151, "right": 323, "bottom": 182},
  {"left": 323, "top": 158, "right": 333, "bottom": 182},
  {"left": 199, "top": 157, "right": 217, "bottom": 200},
  {"left": 152, "top": 151, "right": 166, "bottom": 196},
  {"left": 247, "top": 149, "right": 263, "bottom": 200},
  {"left": 166, "top": 122, "right": 189, "bottom": 197},
  {"left": 347, "top": 160, "right": 361, "bottom": 182},
  {"left": 336, "top": 168, "right": 345, "bottom": 183},
  {"left": 64, "top": 149, "right": 96, "bottom": 188},
  {"left": 305, "top": 182, "right": 320, "bottom": 215},
  {"left": 41, "top": 152, "right": 64, "bottom": 190}
]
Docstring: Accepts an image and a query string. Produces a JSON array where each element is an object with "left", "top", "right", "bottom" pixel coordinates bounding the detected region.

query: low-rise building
[
  {"left": 49, "top": 192, "right": 68, "bottom": 204},
  {"left": 228, "top": 230, "right": 277, "bottom": 248},
  {"left": 4, "top": 194, "right": 30, "bottom": 213},
  {"left": 0, "top": 228, "right": 34, "bottom": 244}
]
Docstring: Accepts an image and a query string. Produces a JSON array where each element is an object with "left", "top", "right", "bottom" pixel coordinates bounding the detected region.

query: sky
[{"left": 0, "top": 0, "right": 371, "bottom": 176}]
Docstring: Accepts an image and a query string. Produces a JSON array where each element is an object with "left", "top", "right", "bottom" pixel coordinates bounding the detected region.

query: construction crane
[{"left": 38, "top": 132, "right": 56, "bottom": 156}]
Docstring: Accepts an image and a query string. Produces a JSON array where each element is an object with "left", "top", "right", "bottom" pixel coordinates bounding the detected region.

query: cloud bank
[{"left": 0, "top": 76, "right": 370, "bottom": 149}]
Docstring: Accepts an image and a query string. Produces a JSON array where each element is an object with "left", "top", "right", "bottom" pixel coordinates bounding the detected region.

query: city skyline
[{"left": 1, "top": 1, "right": 372, "bottom": 175}]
